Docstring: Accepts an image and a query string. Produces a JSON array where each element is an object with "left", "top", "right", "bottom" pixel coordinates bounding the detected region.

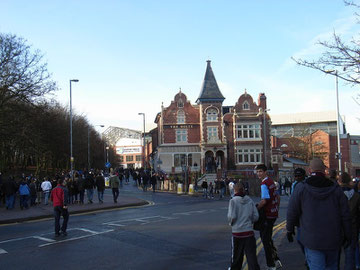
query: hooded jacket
[
  {"left": 227, "top": 194, "right": 259, "bottom": 234},
  {"left": 341, "top": 186, "right": 360, "bottom": 248},
  {"left": 287, "top": 173, "right": 351, "bottom": 250}
]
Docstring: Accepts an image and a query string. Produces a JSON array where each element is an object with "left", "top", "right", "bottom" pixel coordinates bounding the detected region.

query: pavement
[{"left": 0, "top": 190, "right": 149, "bottom": 225}]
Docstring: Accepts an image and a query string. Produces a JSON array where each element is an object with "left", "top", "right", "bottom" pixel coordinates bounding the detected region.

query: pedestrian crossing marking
[{"left": 0, "top": 248, "right": 8, "bottom": 254}]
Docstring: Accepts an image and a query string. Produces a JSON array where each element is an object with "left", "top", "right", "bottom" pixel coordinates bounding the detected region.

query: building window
[
  {"left": 236, "top": 123, "right": 261, "bottom": 140},
  {"left": 207, "top": 127, "right": 218, "bottom": 141},
  {"left": 177, "top": 99, "right": 184, "bottom": 108},
  {"left": 206, "top": 108, "right": 218, "bottom": 121},
  {"left": 119, "top": 156, "right": 124, "bottom": 162},
  {"left": 243, "top": 101, "right": 250, "bottom": 110},
  {"left": 126, "top": 156, "right": 134, "bottom": 162},
  {"left": 176, "top": 129, "right": 187, "bottom": 143},
  {"left": 136, "top": 155, "right": 141, "bottom": 161},
  {"left": 177, "top": 110, "right": 185, "bottom": 124},
  {"left": 174, "top": 153, "right": 193, "bottom": 167},
  {"left": 236, "top": 147, "right": 262, "bottom": 164}
]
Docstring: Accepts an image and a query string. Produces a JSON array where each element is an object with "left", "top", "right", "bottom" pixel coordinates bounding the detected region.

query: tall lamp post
[
  {"left": 88, "top": 124, "right": 104, "bottom": 170},
  {"left": 257, "top": 108, "right": 270, "bottom": 167},
  {"left": 138, "top": 113, "right": 146, "bottom": 168},
  {"left": 69, "top": 79, "right": 79, "bottom": 178},
  {"left": 326, "top": 70, "right": 342, "bottom": 174}
]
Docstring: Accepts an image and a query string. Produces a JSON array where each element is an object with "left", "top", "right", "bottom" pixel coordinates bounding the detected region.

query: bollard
[
  {"left": 177, "top": 183, "right": 184, "bottom": 194},
  {"left": 188, "top": 184, "right": 194, "bottom": 195}
]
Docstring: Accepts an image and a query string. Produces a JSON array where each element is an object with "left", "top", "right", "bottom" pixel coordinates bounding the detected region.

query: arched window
[
  {"left": 177, "top": 99, "right": 184, "bottom": 108},
  {"left": 177, "top": 110, "right": 185, "bottom": 123},
  {"left": 243, "top": 101, "right": 250, "bottom": 110},
  {"left": 206, "top": 108, "right": 218, "bottom": 121}
]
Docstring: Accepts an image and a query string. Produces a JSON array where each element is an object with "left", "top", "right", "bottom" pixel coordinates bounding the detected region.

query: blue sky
[{"left": 2, "top": 0, "right": 360, "bottom": 134}]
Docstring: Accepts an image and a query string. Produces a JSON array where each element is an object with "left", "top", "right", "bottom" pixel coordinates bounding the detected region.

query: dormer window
[
  {"left": 177, "top": 110, "right": 185, "bottom": 124},
  {"left": 243, "top": 101, "right": 250, "bottom": 110},
  {"left": 177, "top": 99, "right": 184, "bottom": 108},
  {"left": 206, "top": 108, "right": 218, "bottom": 121}
]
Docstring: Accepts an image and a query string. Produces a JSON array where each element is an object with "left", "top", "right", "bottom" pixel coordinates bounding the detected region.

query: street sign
[{"left": 105, "top": 162, "right": 111, "bottom": 168}]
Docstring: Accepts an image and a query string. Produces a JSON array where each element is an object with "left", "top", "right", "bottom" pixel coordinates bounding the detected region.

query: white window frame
[
  {"left": 243, "top": 101, "right": 250, "bottom": 110},
  {"left": 177, "top": 110, "right": 185, "bottom": 124},
  {"left": 207, "top": 126, "right": 218, "bottom": 141},
  {"left": 176, "top": 129, "right": 187, "bottom": 143},
  {"left": 236, "top": 146, "right": 262, "bottom": 164},
  {"left": 236, "top": 123, "right": 261, "bottom": 141},
  {"left": 173, "top": 153, "right": 193, "bottom": 168},
  {"left": 206, "top": 108, "right": 218, "bottom": 122}
]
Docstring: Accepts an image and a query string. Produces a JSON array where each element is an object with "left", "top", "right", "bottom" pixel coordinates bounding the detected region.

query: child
[{"left": 227, "top": 181, "right": 260, "bottom": 270}]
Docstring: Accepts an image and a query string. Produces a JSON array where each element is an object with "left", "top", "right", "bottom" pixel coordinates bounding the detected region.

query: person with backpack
[{"left": 109, "top": 173, "right": 120, "bottom": 203}]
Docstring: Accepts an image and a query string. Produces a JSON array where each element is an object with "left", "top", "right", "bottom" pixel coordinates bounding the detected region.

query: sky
[{"left": 2, "top": 0, "right": 360, "bottom": 134}]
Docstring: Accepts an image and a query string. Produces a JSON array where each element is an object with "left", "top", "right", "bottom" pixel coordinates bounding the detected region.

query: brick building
[{"left": 152, "top": 61, "right": 270, "bottom": 176}]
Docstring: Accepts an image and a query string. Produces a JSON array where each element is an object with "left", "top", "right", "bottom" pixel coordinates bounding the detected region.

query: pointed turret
[{"left": 196, "top": 60, "right": 225, "bottom": 104}]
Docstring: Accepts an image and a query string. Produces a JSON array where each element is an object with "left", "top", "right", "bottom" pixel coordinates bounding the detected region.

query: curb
[{"left": 0, "top": 201, "right": 149, "bottom": 225}]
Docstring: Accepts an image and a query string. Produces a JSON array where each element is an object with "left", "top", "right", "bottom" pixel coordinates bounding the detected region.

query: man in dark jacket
[
  {"left": 2, "top": 176, "right": 18, "bottom": 210},
  {"left": 338, "top": 172, "right": 360, "bottom": 269},
  {"left": 50, "top": 178, "right": 69, "bottom": 237},
  {"left": 95, "top": 173, "right": 105, "bottom": 203},
  {"left": 85, "top": 172, "right": 95, "bottom": 204},
  {"left": 286, "top": 158, "right": 351, "bottom": 270}
]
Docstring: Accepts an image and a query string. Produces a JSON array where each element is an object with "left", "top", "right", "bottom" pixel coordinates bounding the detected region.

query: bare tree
[{"left": 293, "top": 1, "right": 360, "bottom": 85}]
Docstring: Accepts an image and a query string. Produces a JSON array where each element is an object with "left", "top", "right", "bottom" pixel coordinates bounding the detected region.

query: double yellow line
[{"left": 241, "top": 220, "right": 287, "bottom": 270}]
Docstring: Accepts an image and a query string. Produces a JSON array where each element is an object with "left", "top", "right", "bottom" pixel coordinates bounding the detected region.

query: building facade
[{"left": 152, "top": 61, "right": 270, "bottom": 175}]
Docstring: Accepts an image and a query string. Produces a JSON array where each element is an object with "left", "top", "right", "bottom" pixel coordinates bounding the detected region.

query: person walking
[
  {"left": 35, "top": 178, "right": 42, "bottom": 205},
  {"left": 220, "top": 178, "right": 226, "bottom": 199},
  {"left": 95, "top": 173, "right": 105, "bottom": 203},
  {"left": 29, "top": 178, "right": 37, "bottom": 206},
  {"left": 85, "top": 172, "right": 95, "bottom": 204},
  {"left": 41, "top": 177, "right": 52, "bottom": 205},
  {"left": 286, "top": 158, "right": 351, "bottom": 270},
  {"left": 229, "top": 180, "right": 235, "bottom": 198},
  {"left": 209, "top": 182, "right": 214, "bottom": 199},
  {"left": 228, "top": 181, "right": 260, "bottom": 270},
  {"left": 109, "top": 174, "right": 120, "bottom": 203},
  {"left": 338, "top": 172, "right": 360, "bottom": 270},
  {"left": 151, "top": 173, "right": 157, "bottom": 193},
  {"left": 255, "top": 164, "right": 281, "bottom": 270},
  {"left": 50, "top": 178, "right": 69, "bottom": 237}
]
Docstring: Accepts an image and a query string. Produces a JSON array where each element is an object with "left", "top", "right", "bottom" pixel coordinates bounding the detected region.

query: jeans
[
  {"left": 5, "top": 194, "right": 15, "bottom": 209},
  {"left": 220, "top": 187, "right": 225, "bottom": 199},
  {"left": 260, "top": 217, "right": 276, "bottom": 267},
  {"left": 305, "top": 247, "right": 339, "bottom": 270},
  {"left": 79, "top": 190, "right": 85, "bottom": 203},
  {"left": 203, "top": 188, "right": 208, "bottom": 198},
  {"left": 54, "top": 206, "right": 69, "bottom": 234},
  {"left": 86, "top": 189, "right": 94, "bottom": 202},
  {"left": 344, "top": 245, "right": 356, "bottom": 270},
  {"left": 231, "top": 236, "right": 260, "bottom": 270},
  {"left": 112, "top": 188, "right": 119, "bottom": 202},
  {"left": 20, "top": 195, "right": 29, "bottom": 209},
  {"left": 44, "top": 191, "right": 50, "bottom": 205},
  {"left": 97, "top": 190, "right": 104, "bottom": 202},
  {"left": 356, "top": 241, "right": 360, "bottom": 268}
]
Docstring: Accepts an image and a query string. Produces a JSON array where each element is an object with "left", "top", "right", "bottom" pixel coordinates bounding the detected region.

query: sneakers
[
  {"left": 61, "top": 231, "right": 67, "bottom": 236},
  {"left": 275, "top": 260, "right": 282, "bottom": 269},
  {"left": 55, "top": 233, "right": 60, "bottom": 237}
]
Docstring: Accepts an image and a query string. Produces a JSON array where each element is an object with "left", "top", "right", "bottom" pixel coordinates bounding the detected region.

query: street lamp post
[
  {"left": 257, "top": 108, "right": 270, "bottom": 167},
  {"left": 88, "top": 124, "right": 104, "bottom": 170},
  {"left": 69, "top": 79, "right": 79, "bottom": 178},
  {"left": 138, "top": 113, "right": 146, "bottom": 168},
  {"left": 326, "top": 70, "right": 342, "bottom": 174}
]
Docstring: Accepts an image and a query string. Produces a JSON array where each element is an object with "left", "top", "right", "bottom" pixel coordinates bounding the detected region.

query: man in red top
[
  {"left": 255, "top": 164, "right": 281, "bottom": 270},
  {"left": 50, "top": 178, "right": 69, "bottom": 237}
]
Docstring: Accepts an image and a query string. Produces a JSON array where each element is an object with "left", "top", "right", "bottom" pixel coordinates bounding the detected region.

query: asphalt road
[{"left": 0, "top": 183, "right": 306, "bottom": 270}]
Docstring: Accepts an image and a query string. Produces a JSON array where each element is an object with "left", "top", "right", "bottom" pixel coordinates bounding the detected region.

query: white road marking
[
  {"left": 38, "top": 229, "right": 114, "bottom": 248},
  {"left": 0, "top": 236, "right": 32, "bottom": 244},
  {"left": 0, "top": 248, "right": 8, "bottom": 254},
  {"left": 76, "top": 228, "right": 100, "bottom": 234},
  {"left": 32, "top": 236, "right": 55, "bottom": 243}
]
